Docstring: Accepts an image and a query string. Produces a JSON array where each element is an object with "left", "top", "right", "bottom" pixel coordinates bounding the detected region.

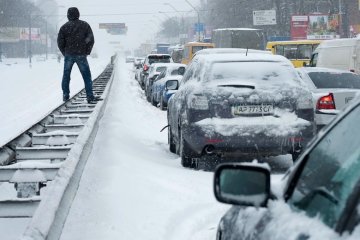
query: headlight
[{"left": 188, "top": 95, "right": 209, "bottom": 110}]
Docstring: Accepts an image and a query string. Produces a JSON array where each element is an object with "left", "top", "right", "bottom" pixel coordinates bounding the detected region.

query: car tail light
[
  {"left": 143, "top": 64, "right": 149, "bottom": 71},
  {"left": 189, "top": 95, "right": 209, "bottom": 110},
  {"left": 317, "top": 93, "right": 336, "bottom": 110}
]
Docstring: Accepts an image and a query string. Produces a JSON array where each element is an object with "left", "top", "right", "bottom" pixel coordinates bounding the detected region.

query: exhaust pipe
[{"left": 204, "top": 145, "right": 215, "bottom": 155}]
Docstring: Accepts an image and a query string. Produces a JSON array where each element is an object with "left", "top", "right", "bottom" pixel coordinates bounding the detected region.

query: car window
[
  {"left": 297, "top": 45, "right": 313, "bottom": 59},
  {"left": 156, "top": 67, "right": 167, "bottom": 73},
  {"left": 284, "top": 45, "right": 297, "bottom": 59},
  {"left": 192, "top": 46, "right": 209, "bottom": 54},
  {"left": 170, "top": 69, "right": 179, "bottom": 75},
  {"left": 288, "top": 104, "right": 360, "bottom": 229},
  {"left": 149, "top": 56, "right": 171, "bottom": 64},
  {"left": 181, "top": 61, "right": 195, "bottom": 84},
  {"left": 310, "top": 53, "right": 318, "bottom": 67},
  {"left": 307, "top": 72, "right": 360, "bottom": 89}
]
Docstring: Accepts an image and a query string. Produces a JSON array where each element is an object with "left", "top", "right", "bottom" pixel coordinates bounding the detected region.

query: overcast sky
[{"left": 54, "top": 0, "right": 200, "bottom": 54}]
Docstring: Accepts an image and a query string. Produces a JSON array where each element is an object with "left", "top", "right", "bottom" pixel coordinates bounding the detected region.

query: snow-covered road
[{"left": 60, "top": 57, "right": 231, "bottom": 240}]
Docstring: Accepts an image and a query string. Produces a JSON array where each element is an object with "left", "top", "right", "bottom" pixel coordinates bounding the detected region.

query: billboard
[
  {"left": 99, "top": 23, "right": 127, "bottom": 35},
  {"left": 253, "top": 10, "right": 276, "bottom": 26},
  {"left": 19, "top": 28, "right": 41, "bottom": 41},
  {"left": 307, "top": 14, "right": 339, "bottom": 40},
  {"left": 99, "top": 23, "right": 126, "bottom": 29},
  {"left": 290, "top": 14, "right": 340, "bottom": 40},
  {"left": 0, "top": 28, "right": 21, "bottom": 43}
]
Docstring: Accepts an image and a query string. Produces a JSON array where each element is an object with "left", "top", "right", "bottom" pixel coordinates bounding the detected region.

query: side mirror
[
  {"left": 214, "top": 164, "right": 271, "bottom": 207},
  {"left": 165, "top": 80, "right": 179, "bottom": 90},
  {"left": 178, "top": 67, "right": 186, "bottom": 75}
]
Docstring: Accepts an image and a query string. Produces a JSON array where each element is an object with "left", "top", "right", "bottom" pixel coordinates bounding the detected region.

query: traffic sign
[{"left": 253, "top": 10, "right": 276, "bottom": 26}]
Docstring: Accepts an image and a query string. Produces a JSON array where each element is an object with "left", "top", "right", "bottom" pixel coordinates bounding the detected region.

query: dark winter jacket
[{"left": 57, "top": 7, "right": 94, "bottom": 56}]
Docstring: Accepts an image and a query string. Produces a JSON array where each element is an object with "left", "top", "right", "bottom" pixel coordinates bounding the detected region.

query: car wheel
[
  {"left": 151, "top": 95, "right": 157, "bottom": 106},
  {"left": 160, "top": 95, "right": 166, "bottom": 110},
  {"left": 146, "top": 89, "right": 151, "bottom": 102},
  {"left": 168, "top": 126, "right": 176, "bottom": 153},
  {"left": 179, "top": 128, "right": 196, "bottom": 169},
  {"left": 291, "top": 150, "right": 302, "bottom": 162}
]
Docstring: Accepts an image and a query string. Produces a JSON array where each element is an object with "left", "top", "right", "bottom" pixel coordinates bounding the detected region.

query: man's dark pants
[{"left": 62, "top": 55, "right": 94, "bottom": 100}]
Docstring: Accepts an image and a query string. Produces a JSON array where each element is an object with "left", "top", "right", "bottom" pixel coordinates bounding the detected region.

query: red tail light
[
  {"left": 143, "top": 64, "right": 149, "bottom": 71},
  {"left": 317, "top": 93, "right": 336, "bottom": 110}
]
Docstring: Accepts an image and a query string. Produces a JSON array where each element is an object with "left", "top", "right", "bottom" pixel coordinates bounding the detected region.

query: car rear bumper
[
  {"left": 315, "top": 109, "right": 338, "bottom": 128},
  {"left": 183, "top": 118, "right": 315, "bottom": 157}
]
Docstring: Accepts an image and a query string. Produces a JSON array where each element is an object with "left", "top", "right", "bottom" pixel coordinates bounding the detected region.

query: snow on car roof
[
  {"left": 195, "top": 48, "right": 272, "bottom": 55},
  {"left": 298, "top": 67, "right": 356, "bottom": 74},
  {"left": 195, "top": 53, "right": 292, "bottom": 64},
  {"left": 213, "top": 28, "right": 261, "bottom": 31},
  {"left": 147, "top": 54, "right": 171, "bottom": 57}
]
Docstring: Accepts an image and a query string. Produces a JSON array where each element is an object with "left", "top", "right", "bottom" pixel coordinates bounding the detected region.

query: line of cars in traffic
[{"left": 129, "top": 46, "right": 360, "bottom": 239}]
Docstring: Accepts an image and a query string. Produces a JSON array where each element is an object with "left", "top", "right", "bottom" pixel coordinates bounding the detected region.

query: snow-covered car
[
  {"left": 150, "top": 63, "right": 186, "bottom": 107},
  {"left": 144, "top": 63, "right": 169, "bottom": 102},
  {"left": 297, "top": 67, "right": 360, "bottom": 129},
  {"left": 152, "top": 75, "right": 182, "bottom": 110},
  {"left": 139, "top": 54, "right": 172, "bottom": 89},
  {"left": 214, "top": 97, "right": 360, "bottom": 240},
  {"left": 167, "top": 53, "right": 316, "bottom": 168},
  {"left": 134, "top": 59, "right": 144, "bottom": 81}
]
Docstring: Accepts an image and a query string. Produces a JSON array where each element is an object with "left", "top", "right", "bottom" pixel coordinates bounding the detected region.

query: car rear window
[
  {"left": 209, "top": 61, "right": 298, "bottom": 84},
  {"left": 308, "top": 72, "right": 360, "bottom": 89},
  {"left": 149, "top": 56, "right": 171, "bottom": 64},
  {"left": 156, "top": 67, "right": 166, "bottom": 72}
]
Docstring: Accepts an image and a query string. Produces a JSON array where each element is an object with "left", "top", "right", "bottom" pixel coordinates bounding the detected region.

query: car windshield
[
  {"left": 149, "top": 56, "right": 171, "bottom": 64},
  {"left": 208, "top": 61, "right": 298, "bottom": 84},
  {"left": 308, "top": 72, "right": 360, "bottom": 89},
  {"left": 288, "top": 104, "right": 360, "bottom": 228}
]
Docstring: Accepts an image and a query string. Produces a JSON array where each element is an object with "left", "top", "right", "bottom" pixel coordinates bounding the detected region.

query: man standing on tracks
[{"left": 57, "top": 7, "right": 100, "bottom": 103}]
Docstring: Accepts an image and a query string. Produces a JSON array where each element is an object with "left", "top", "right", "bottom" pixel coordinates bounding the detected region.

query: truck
[
  {"left": 212, "top": 28, "right": 266, "bottom": 50},
  {"left": 156, "top": 43, "right": 170, "bottom": 54},
  {"left": 310, "top": 38, "right": 360, "bottom": 74}
]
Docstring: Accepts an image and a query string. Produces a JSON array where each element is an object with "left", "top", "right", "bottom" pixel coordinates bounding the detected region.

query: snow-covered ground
[
  {"left": 0, "top": 56, "right": 109, "bottom": 148},
  {"left": 0, "top": 55, "right": 289, "bottom": 240}
]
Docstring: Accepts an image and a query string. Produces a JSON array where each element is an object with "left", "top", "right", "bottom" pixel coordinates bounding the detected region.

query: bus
[
  {"left": 181, "top": 42, "right": 215, "bottom": 65},
  {"left": 266, "top": 40, "right": 322, "bottom": 67}
]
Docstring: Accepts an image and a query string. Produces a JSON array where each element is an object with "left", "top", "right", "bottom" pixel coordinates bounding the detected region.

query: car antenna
[{"left": 246, "top": 47, "right": 249, "bottom": 56}]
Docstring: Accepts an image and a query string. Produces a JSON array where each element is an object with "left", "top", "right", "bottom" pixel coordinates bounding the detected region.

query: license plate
[{"left": 232, "top": 104, "right": 274, "bottom": 115}]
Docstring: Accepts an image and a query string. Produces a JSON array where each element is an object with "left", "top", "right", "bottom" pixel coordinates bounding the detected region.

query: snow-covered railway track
[{"left": 0, "top": 57, "right": 116, "bottom": 238}]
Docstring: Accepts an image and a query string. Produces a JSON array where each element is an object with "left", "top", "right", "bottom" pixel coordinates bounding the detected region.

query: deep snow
[{"left": 0, "top": 56, "right": 109, "bottom": 148}]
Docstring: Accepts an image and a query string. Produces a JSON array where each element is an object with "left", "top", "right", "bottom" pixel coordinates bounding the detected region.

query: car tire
[
  {"left": 168, "top": 126, "right": 176, "bottom": 153},
  {"left": 146, "top": 89, "right": 151, "bottom": 102},
  {"left": 151, "top": 95, "right": 157, "bottom": 106},
  {"left": 179, "top": 128, "right": 196, "bottom": 169},
  {"left": 160, "top": 95, "right": 166, "bottom": 110},
  {"left": 291, "top": 150, "right": 302, "bottom": 162}
]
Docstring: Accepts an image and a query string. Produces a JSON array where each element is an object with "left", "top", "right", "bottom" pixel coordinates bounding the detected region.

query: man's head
[{"left": 67, "top": 7, "right": 80, "bottom": 21}]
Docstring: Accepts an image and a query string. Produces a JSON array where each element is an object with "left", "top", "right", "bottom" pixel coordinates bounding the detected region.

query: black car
[
  {"left": 139, "top": 54, "right": 172, "bottom": 89},
  {"left": 167, "top": 53, "right": 315, "bottom": 168},
  {"left": 214, "top": 96, "right": 360, "bottom": 239}
]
